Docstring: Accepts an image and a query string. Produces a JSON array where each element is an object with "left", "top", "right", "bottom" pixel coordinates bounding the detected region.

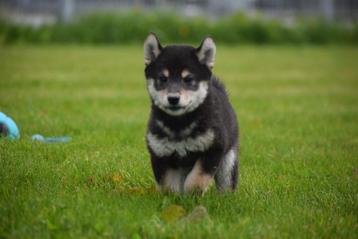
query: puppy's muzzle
[{"left": 167, "top": 94, "right": 180, "bottom": 106}]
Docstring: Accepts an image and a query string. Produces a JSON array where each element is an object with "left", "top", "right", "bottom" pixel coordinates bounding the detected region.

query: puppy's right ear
[
  {"left": 144, "top": 33, "right": 162, "bottom": 66},
  {"left": 196, "top": 37, "right": 216, "bottom": 69}
]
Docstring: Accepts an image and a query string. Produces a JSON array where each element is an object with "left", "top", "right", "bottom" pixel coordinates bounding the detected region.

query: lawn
[{"left": 0, "top": 45, "right": 357, "bottom": 238}]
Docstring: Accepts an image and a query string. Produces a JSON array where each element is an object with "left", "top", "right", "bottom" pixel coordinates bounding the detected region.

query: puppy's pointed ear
[
  {"left": 144, "top": 33, "right": 162, "bottom": 66},
  {"left": 196, "top": 37, "right": 216, "bottom": 69}
]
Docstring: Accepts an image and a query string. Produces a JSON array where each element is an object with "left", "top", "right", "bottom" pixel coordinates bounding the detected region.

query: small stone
[{"left": 184, "top": 205, "right": 209, "bottom": 222}]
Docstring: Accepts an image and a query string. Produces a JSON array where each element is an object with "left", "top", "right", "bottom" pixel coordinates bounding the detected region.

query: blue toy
[
  {"left": 0, "top": 112, "right": 20, "bottom": 140},
  {"left": 0, "top": 112, "right": 71, "bottom": 143},
  {"left": 31, "top": 134, "right": 71, "bottom": 143}
]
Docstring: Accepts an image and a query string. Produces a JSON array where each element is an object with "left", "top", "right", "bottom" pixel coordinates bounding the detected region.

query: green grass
[{"left": 0, "top": 45, "right": 357, "bottom": 238}]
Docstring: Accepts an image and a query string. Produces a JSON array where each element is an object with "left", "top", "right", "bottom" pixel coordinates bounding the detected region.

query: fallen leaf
[
  {"left": 160, "top": 204, "right": 186, "bottom": 223},
  {"left": 111, "top": 173, "right": 123, "bottom": 184}
]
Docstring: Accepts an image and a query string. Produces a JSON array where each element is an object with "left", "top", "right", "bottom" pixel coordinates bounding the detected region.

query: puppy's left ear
[
  {"left": 196, "top": 37, "right": 216, "bottom": 69},
  {"left": 144, "top": 33, "right": 162, "bottom": 66}
]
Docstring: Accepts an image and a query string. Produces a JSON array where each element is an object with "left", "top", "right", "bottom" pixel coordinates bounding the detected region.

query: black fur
[{"left": 144, "top": 38, "right": 239, "bottom": 192}]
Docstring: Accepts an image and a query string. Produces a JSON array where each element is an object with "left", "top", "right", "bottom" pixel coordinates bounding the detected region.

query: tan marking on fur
[
  {"left": 160, "top": 88, "right": 167, "bottom": 98},
  {"left": 180, "top": 89, "right": 189, "bottom": 104},
  {"left": 162, "top": 69, "right": 169, "bottom": 77},
  {"left": 184, "top": 161, "right": 213, "bottom": 194},
  {"left": 181, "top": 69, "right": 191, "bottom": 78}
]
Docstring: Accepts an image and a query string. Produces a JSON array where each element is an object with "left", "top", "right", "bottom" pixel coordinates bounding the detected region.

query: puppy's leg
[
  {"left": 150, "top": 155, "right": 167, "bottom": 191},
  {"left": 160, "top": 169, "right": 186, "bottom": 193},
  {"left": 214, "top": 147, "right": 239, "bottom": 192},
  {"left": 184, "top": 160, "right": 213, "bottom": 194}
]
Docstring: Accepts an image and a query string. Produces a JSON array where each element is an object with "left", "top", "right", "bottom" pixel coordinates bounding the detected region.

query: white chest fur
[{"left": 147, "top": 129, "right": 215, "bottom": 158}]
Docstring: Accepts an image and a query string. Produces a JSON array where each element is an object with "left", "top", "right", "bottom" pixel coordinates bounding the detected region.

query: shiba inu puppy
[{"left": 144, "top": 33, "right": 239, "bottom": 194}]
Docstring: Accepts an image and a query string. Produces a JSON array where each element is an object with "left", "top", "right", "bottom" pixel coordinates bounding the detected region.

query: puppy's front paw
[
  {"left": 184, "top": 161, "right": 213, "bottom": 194},
  {"left": 184, "top": 172, "right": 212, "bottom": 195},
  {"left": 159, "top": 169, "right": 185, "bottom": 194}
]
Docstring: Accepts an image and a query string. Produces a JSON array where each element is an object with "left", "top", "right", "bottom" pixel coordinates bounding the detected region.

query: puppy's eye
[
  {"left": 158, "top": 75, "right": 168, "bottom": 83},
  {"left": 183, "top": 75, "right": 194, "bottom": 84}
]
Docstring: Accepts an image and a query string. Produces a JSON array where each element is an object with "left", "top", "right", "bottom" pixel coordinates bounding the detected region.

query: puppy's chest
[{"left": 147, "top": 120, "right": 215, "bottom": 158}]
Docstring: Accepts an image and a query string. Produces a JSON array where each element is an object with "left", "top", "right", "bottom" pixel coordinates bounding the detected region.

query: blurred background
[
  {"left": 0, "top": 3, "right": 357, "bottom": 238},
  {"left": 0, "top": 0, "right": 357, "bottom": 44}
]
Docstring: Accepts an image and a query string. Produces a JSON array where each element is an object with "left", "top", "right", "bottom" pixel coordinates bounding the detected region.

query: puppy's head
[{"left": 144, "top": 33, "right": 216, "bottom": 116}]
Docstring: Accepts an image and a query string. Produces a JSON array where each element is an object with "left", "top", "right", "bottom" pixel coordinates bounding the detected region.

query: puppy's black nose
[{"left": 168, "top": 95, "right": 180, "bottom": 106}]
